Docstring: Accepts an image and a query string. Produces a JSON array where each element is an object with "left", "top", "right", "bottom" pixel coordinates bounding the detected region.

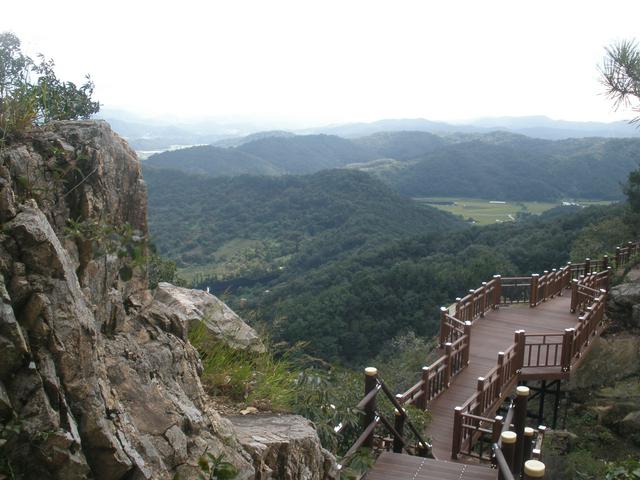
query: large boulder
[
  {"left": 148, "top": 282, "right": 265, "bottom": 352},
  {"left": 608, "top": 282, "right": 640, "bottom": 329},
  {"left": 228, "top": 414, "right": 338, "bottom": 480}
]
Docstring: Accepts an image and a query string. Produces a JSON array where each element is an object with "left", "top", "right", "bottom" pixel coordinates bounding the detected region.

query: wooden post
[
  {"left": 463, "top": 321, "right": 472, "bottom": 365},
  {"left": 602, "top": 254, "right": 609, "bottom": 271},
  {"left": 515, "top": 330, "right": 526, "bottom": 373},
  {"left": 585, "top": 258, "right": 591, "bottom": 275},
  {"left": 615, "top": 247, "right": 621, "bottom": 268},
  {"left": 493, "top": 274, "right": 502, "bottom": 308},
  {"left": 393, "top": 408, "right": 405, "bottom": 453},
  {"left": 514, "top": 385, "right": 530, "bottom": 476},
  {"left": 455, "top": 297, "right": 462, "bottom": 318},
  {"left": 444, "top": 342, "right": 453, "bottom": 386},
  {"left": 497, "top": 351, "right": 505, "bottom": 393},
  {"left": 566, "top": 261, "right": 573, "bottom": 284},
  {"left": 570, "top": 279, "right": 579, "bottom": 313},
  {"left": 551, "top": 269, "right": 557, "bottom": 297},
  {"left": 492, "top": 415, "right": 504, "bottom": 444},
  {"left": 500, "top": 431, "right": 517, "bottom": 480},
  {"left": 561, "top": 328, "right": 574, "bottom": 372},
  {"left": 530, "top": 274, "right": 539, "bottom": 307},
  {"left": 476, "top": 377, "right": 486, "bottom": 415},
  {"left": 451, "top": 406, "right": 463, "bottom": 459},
  {"left": 469, "top": 289, "right": 476, "bottom": 320},
  {"left": 605, "top": 267, "right": 612, "bottom": 292},
  {"left": 363, "top": 367, "right": 378, "bottom": 448},
  {"left": 523, "top": 427, "right": 535, "bottom": 463},
  {"left": 439, "top": 306, "right": 448, "bottom": 347},
  {"left": 481, "top": 282, "right": 488, "bottom": 316},
  {"left": 419, "top": 366, "right": 430, "bottom": 410},
  {"left": 524, "top": 459, "right": 546, "bottom": 479}
]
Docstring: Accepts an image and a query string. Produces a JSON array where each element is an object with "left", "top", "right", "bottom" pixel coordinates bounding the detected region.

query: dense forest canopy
[
  {"left": 144, "top": 167, "right": 465, "bottom": 269},
  {"left": 145, "top": 158, "right": 632, "bottom": 363},
  {"left": 217, "top": 204, "right": 629, "bottom": 362}
]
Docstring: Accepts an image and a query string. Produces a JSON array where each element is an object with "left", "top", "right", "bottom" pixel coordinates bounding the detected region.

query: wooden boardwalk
[
  {"left": 366, "top": 452, "right": 497, "bottom": 480},
  {"left": 356, "top": 245, "right": 634, "bottom": 480},
  {"left": 425, "top": 294, "right": 577, "bottom": 460}
]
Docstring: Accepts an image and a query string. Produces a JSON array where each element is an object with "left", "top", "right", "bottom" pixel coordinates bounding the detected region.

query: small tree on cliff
[
  {"left": 601, "top": 40, "right": 640, "bottom": 213},
  {"left": 0, "top": 32, "right": 99, "bottom": 144}
]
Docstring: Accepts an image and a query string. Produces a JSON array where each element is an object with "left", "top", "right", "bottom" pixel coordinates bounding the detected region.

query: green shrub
[
  {"left": 188, "top": 320, "right": 301, "bottom": 411},
  {"left": 0, "top": 32, "right": 99, "bottom": 145}
]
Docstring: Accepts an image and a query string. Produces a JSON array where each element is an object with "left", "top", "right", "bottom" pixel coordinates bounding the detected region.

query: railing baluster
[{"left": 363, "top": 367, "right": 378, "bottom": 448}]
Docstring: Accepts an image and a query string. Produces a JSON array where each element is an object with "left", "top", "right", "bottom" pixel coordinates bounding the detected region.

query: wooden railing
[
  {"left": 338, "top": 368, "right": 432, "bottom": 469},
  {"left": 522, "top": 332, "right": 574, "bottom": 370},
  {"left": 447, "top": 239, "right": 640, "bottom": 461},
  {"left": 401, "top": 330, "right": 471, "bottom": 409},
  {"left": 453, "top": 278, "right": 500, "bottom": 322},
  {"left": 348, "top": 239, "right": 639, "bottom": 471},
  {"left": 615, "top": 241, "right": 640, "bottom": 268},
  {"left": 572, "top": 290, "right": 607, "bottom": 361}
]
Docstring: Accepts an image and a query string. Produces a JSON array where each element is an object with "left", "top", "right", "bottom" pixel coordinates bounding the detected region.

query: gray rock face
[
  {"left": 619, "top": 411, "right": 640, "bottom": 436},
  {"left": 608, "top": 282, "right": 640, "bottom": 328},
  {"left": 149, "top": 282, "right": 265, "bottom": 352},
  {"left": 0, "top": 122, "right": 256, "bottom": 479},
  {"left": 228, "top": 414, "right": 338, "bottom": 480}
]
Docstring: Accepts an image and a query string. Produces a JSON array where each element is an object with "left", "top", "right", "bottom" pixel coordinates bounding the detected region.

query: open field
[{"left": 413, "top": 197, "right": 613, "bottom": 225}]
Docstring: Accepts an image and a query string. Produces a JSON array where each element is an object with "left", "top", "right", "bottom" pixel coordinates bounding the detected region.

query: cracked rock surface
[{"left": 0, "top": 121, "right": 256, "bottom": 479}]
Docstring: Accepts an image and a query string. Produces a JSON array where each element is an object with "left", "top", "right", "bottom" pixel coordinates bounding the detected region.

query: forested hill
[
  {"left": 380, "top": 135, "right": 640, "bottom": 200},
  {"left": 144, "top": 166, "right": 465, "bottom": 268},
  {"left": 146, "top": 134, "right": 376, "bottom": 176},
  {"left": 145, "top": 130, "right": 640, "bottom": 201},
  {"left": 221, "top": 204, "right": 628, "bottom": 362}
]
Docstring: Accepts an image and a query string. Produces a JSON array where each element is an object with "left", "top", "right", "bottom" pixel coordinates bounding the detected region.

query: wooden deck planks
[
  {"left": 426, "top": 295, "right": 577, "bottom": 460},
  {"left": 366, "top": 452, "right": 498, "bottom": 480}
]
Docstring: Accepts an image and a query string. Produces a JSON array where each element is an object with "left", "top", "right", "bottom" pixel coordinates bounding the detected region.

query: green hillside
[
  {"left": 213, "top": 204, "right": 627, "bottom": 363},
  {"left": 367, "top": 135, "right": 639, "bottom": 201},
  {"left": 145, "top": 130, "right": 640, "bottom": 201},
  {"left": 145, "top": 167, "right": 465, "bottom": 279},
  {"left": 146, "top": 134, "right": 376, "bottom": 176}
]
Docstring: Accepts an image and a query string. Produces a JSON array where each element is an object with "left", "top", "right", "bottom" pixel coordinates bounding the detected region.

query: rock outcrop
[
  {"left": 608, "top": 282, "right": 640, "bottom": 329},
  {"left": 148, "top": 282, "right": 265, "bottom": 353},
  {"left": 228, "top": 414, "right": 338, "bottom": 480},
  {"left": 0, "top": 121, "right": 328, "bottom": 479}
]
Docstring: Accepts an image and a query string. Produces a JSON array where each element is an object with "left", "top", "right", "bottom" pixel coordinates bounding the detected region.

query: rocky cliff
[{"left": 0, "top": 121, "right": 335, "bottom": 479}]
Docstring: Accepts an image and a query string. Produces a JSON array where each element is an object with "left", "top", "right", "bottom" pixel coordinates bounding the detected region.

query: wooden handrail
[
  {"left": 346, "top": 239, "right": 639, "bottom": 471},
  {"left": 340, "top": 368, "right": 433, "bottom": 469}
]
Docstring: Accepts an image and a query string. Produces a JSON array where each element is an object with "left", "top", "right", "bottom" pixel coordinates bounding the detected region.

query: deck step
[{"left": 365, "top": 452, "right": 496, "bottom": 480}]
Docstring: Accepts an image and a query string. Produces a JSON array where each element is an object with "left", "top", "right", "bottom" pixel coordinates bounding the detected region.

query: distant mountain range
[
  {"left": 99, "top": 109, "right": 640, "bottom": 152},
  {"left": 305, "top": 116, "right": 640, "bottom": 140},
  {"left": 145, "top": 130, "right": 639, "bottom": 201}
]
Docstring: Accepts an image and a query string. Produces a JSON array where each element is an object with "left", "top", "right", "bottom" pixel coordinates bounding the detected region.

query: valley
[{"left": 413, "top": 197, "right": 612, "bottom": 225}]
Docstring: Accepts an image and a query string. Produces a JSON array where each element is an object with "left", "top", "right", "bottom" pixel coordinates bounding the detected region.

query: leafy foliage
[
  {"left": 196, "top": 452, "right": 238, "bottom": 480},
  {"left": 219, "top": 204, "right": 619, "bottom": 363},
  {"left": 601, "top": 39, "right": 640, "bottom": 218},
  {"left": 0, "top": 32, "right": 99, "bottom": 144},
  {"left": 602, "top": 40, "right": 640, "bottom": 124},
  {"left": 147, "top": 246, "right": 187, "bottom": 288},
  {"left": 145, "top": 167, "right": 464, "bottom": 270},
  {"left": 605, "top": 460, "right": 640, "bottom": 480}
]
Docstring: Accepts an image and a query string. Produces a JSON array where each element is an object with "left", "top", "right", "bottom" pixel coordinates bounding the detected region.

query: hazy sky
[{"left": 3, "top": 0, "right": 639, "bottom": 126}]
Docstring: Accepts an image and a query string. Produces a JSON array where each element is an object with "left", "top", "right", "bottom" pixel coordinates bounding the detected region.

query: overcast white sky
[{"left": 3, "top": 0, "right": 639, "bottom": 126}]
